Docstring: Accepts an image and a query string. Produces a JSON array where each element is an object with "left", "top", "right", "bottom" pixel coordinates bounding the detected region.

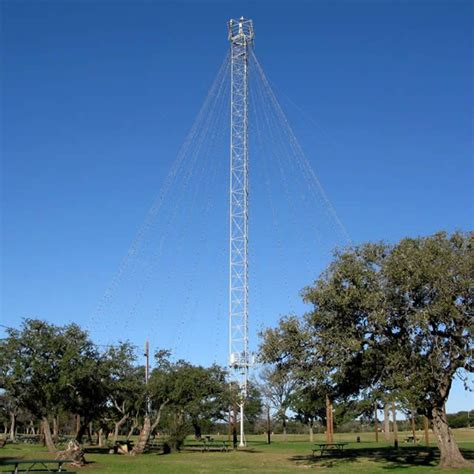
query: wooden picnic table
[
  {"left": 148, "top": 438, "right": 165, "bottom": 449},
  {"left": 203, "top": 440, "right": 228, "bottom": 452},
  {"left": 15, "top": 435, "right": 40, "bottom": 445},
  {"left": 312, "top": 442, "right": 348, "bottom": 457},
  {"left": 0, "top": 459, "right": 74, "bottom": 473},
  {"left": 184, "top": 439, "right": 228, "bottom": 452},
  {"left": 183, "top": 441, "right": 207, "bottom": 452}
]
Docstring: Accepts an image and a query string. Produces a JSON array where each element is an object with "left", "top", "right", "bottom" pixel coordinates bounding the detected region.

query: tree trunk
[
  {"left": 325, "top": 396, "right": 334, "bottom": 443},
  {"left": 75, "top": 415, "right": 81, "bottom": 439},
  {"left": 431, "top": 404, "right": 470, "bottom": 468},
  {"left": 232, "top": 401, "right": 238, "bottom": 449},
  {"left": 423, "top": 416, "right": 430, "bottom": 446},
  {"left": 130, "top": 416, "right": 151, "bottom": 456},
  {"left": 308, "top": 421, "right": 314, "bottom": 443},
  {"left": 87, "top": 422, "right": 93, "bottom": 444},
  {"left": 391, "top": 402, "right": 398, "bottom": 448},
  {"left": 150, "top": 400, "right": 169, "bottom": 434},
  {"left": 330, "top": 402, "right": 334, "bottom": 442},
  {"left": 282, "top": 417, "right": 287, "bottom": 438},
  {"left": 411, "top": 408, "right": 416, "bottom": 444},
  {"left": 113, "top": 414, "right": 129, "bottom": 444},
  {"left": 325, "top": 395, "right": 331, "bottom": 443},
  {"left": 193, "top": 422, "right": 202, "bottom": 440},
  {"left": 127, "top": 420, "right": 138, "bottom": 441},
  {"left": 168, "top": 411, "right": 186, "bottom": 452},
  {"left": 75, "top": 422, "right": 88, "bottom": 444},
  {"left": 8, "top": 411, "right": 16, "bottom": 442},
  {"left": 31, "top": 421, "right": 36, "bottom": 435},
  {"left": 374, "top": 402, "right": 379, "bottom": 443},
  {"left": 232, "top": 425, "right": 237, "bottom": 449},
  {"left": 266, "top": 405, "right": 271, "bottom": 444},
  {"left": 98, "top": 428, "right": 104, "bottom": 448},
  {"left": 42, "top": 416, "right": 57, "bottom": 453},
  {"left": 53, "top": 415, "right": 59, "bottom": 443},
  {"left": 40, "top": 420, "right": 46, "bottom": 446},
  {"left": 383, "top": 404, "right": 390, "bottom": 441}
]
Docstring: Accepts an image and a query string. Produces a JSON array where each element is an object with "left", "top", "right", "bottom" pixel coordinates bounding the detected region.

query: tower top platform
[{"left": 228, "top": 17, "right": 254, "bottom": 43}]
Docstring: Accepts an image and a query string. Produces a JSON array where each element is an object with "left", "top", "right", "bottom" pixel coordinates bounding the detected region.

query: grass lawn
[{"left": 1, "top": 429, "right": 473, "bottom": 473}]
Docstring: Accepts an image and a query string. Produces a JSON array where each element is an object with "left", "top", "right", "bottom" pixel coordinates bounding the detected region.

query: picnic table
[
  {"left": 147, "top": 438, "right": 165, "bottom": 450},
  {"left": 183, "top": 441, "right": 207, "bottom": 452},
  {"left": 312, "top": 442, "right": 348, "bottom": 457},
  {"left": 0, "top": 459, "right": 74, "bottom": 473},
  {"left": 184, "top": 439, "right": 228, "bottom": 452},
  {"left": 15, "top": 435, "right": 40, "bottom": 445},
  {"left": 203, "top": 439, "right": 228, "bottom": 452},
  {"left": 404, "top": 435, "right": 419, "bottom": 444}
]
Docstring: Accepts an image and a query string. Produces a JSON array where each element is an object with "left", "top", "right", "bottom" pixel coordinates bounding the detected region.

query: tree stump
[{"left": 56, "top": 440, "right": 86, "bottom": 467}]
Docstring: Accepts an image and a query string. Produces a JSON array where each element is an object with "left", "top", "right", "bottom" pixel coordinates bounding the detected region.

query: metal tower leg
[{"left": 228, "top": 17, "right": 254, "bottom": 448}]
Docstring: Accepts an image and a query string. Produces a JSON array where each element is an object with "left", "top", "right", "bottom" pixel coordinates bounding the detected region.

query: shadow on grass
[
  {"left": 290, "top": 446, "right": 474, "bottom": 470},
  {"left": 180, "top": 447, "right": 262, "bottom": 454},
  {"left": 83, "top": 445, "right": 262, "bottom": 457},
  {"left": 84, "top": 447, "right": 112, "bottom": 454}
]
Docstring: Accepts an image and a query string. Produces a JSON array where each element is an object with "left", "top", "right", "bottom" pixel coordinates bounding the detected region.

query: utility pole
[
  {"left": 144, "top": 340, "right": 150, "bottom": 415},
  {"left": 228, "top": 16, "right": 254, "bottom": 448}
]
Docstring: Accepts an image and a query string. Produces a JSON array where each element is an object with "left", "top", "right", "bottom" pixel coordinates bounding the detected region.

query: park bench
[
  {"left": 312, "top": 442, "right": 348, "bottom": 457},
  {"left": 0, "top": 459, "right": 75, "bottom": 473}
]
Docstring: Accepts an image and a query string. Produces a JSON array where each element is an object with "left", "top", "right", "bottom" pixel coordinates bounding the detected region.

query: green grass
[{"left": 1, "top": 429, "right": 473, "bottom": 473}]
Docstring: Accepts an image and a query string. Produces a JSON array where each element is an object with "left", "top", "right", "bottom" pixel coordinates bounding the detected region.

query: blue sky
[{"left": 1, "top": 0, "right": 472, "bottom": 413}]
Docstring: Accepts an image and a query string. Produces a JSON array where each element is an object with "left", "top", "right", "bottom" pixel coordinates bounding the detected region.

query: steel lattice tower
[{"left": 228, "top": 17, "right": 253, "bottom": 447}]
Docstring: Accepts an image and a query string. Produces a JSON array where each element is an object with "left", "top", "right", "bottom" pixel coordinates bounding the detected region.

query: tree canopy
[
  {"left": 260, "top": 231, "right": 473, "bottom": 468},
  {"left": 0, "top": 319, "right": 108, "bottom": 450},
  {"left": 0, "top": 320, "right": 261, "bottom": 454}
]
